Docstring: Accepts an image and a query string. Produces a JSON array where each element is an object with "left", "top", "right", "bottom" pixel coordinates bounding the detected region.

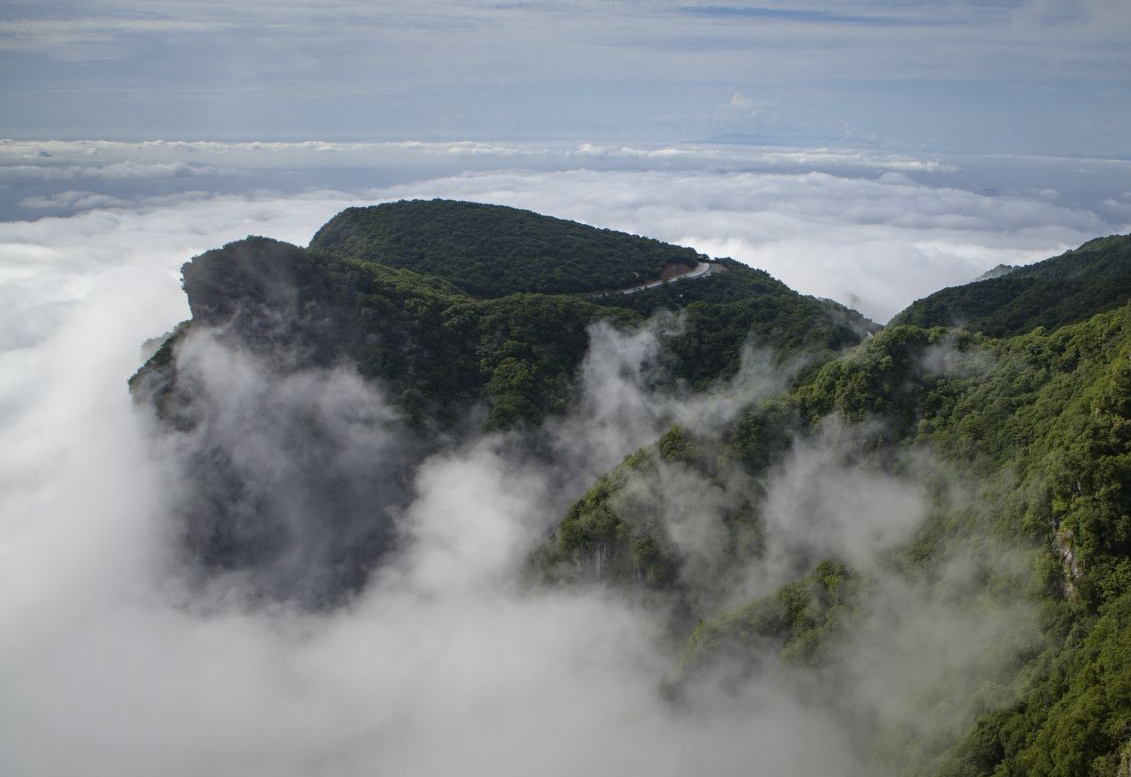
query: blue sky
[{"left": 2, "top": 0, "right": 1130, "bottom": 155}]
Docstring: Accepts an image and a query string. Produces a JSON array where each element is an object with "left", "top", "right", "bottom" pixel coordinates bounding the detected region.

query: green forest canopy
[{"left": 310, "top": 198, "right": 706, "bottom": 297}]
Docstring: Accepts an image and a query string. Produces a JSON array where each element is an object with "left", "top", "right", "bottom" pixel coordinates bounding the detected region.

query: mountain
[
  {"left": 131, "top": 203, "right": 1131, "bottom": 775},
  {"left": 131, "top": 199, "right": 870, "bottom": 605},
  {"left": 141, "top": 202, "right": 872, "bottom": 429},
  {"left": 891, "top": 234, "right": 1131, "bottom": 336}
]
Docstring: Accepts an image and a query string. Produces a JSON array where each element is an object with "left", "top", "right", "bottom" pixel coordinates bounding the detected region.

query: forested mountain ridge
[
  {"left": 891, "top": 233, "right": 1131, "bottom": 336},
  {"left": 130, "top": 201, "right": 869, "bottom": 605},
  {"left": 138, "top": 201, "right": 875, "bottom": 426},
  {"left": 310, "top": 198, "right": 707, "bottom": 297}
]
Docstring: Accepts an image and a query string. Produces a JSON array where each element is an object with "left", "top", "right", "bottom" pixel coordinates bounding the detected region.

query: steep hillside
[
  {"left": 891, "top": 234, "right": 1131, "bottom": 336},
  {"left": 538, "top": 300, "right": 1131, "bottom": 776}
]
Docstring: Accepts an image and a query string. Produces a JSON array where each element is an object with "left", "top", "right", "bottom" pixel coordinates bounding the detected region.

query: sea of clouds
[{"left": 0, "top": 139, "right": 1126, "bottom": 775}]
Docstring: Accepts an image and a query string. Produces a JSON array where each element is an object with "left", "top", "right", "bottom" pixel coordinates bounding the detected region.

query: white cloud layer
[
  {"left": 0, "top": 160, "right": 236, "bottom": 182},
  {"left": 0, "top": 137, "right": 959, "bottom": 175},
  {"left": 0, "top": 190, "right": 355, "bottom": 351}
]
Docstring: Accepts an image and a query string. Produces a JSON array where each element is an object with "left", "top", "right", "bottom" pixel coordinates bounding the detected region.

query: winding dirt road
[{"left": 611, "top": 261, "right": 723, "bottom": 295}]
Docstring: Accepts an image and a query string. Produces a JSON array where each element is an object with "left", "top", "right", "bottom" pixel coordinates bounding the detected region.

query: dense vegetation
[
  {"left": 891, "top": 234, "right": 1131, "bottom": 336},
  {"left": 310, "top": 199, "right": 705, "bottom": 297},
  {"left": 681, "top": 559, "right": 860, "bottom": 671},
  {"left": 538, "top": 297, "right": 1131, "bottom": 775},
  {"left": 602, "top": 257, "right": 875, "bottom": 388}
]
